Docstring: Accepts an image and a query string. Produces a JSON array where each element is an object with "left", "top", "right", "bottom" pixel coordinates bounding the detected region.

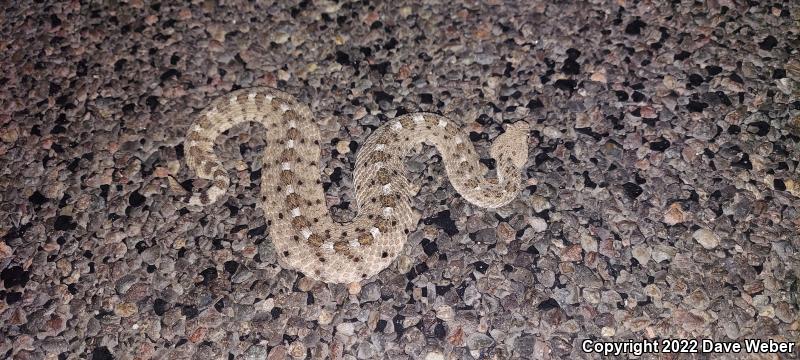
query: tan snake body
[{"left": 183, "top": 87, "right": 529, "bottom": 283}]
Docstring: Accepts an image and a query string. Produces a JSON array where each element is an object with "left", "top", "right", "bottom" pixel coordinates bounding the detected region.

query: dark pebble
[
  {"left": 91, "top": 347, "right": 114, "bottom": 360},
  {"left": 649, "top": 137, "right": 671, "bottom": 151},
  {"left": 129, "top": 191, "right": 146, "bottom": 207},
  {"left": 562, "top": 58, "right": 580, "bottom": 75},
  {"left": 29, "top": 191, "right": 48, "bottom": 206},
  {"left": 420, "top": 93, "right": 433, "bottom": 104},
  {"left": 373, "top": 91, "right": 394, "bottom": 104},
  {"left": 224, "top": 260, "right": 239, "bottom": 275},
  {"left": 271, "top": 307, "right": 283, "bottom": 318},
  {"left": 50, "top": 14, "right": 62, "bottom": 27},
  {"left": 5, "top": 291, "right": 21, "bottom": 304},
  {"left": 731, "top": 154, "right": 753, "bottom": 170},
  {"left": 526, "top": 99, "right": 543, "bottom": 110},
  {"left": 420, "top": 239, "right": 438, "bottom": 256},
  {"left": 625, "top": 19, "right": 646, "bottom": 35},
  {"left": 687, "top": 100, "right": 708, "bottom": 112},
  {"left": 553, "top": 79, "right": 577, "bottom": 91},
  {"left": 688, "top": 73, "right": 704, "bottom": 87},
  {"left": 146, "top": 96, "right": 159, "bottom": 111},
  {"left": 433, "top": 322, "right": 446, "bottom": 339},
  {"left": 1, "top": 266, "right": 30, "bottom": 288},
  {"left": 248, "top": 224, "right": 267, "bottom": 237},
  {"left": 705, "top": 65, "right": 722, "bottom": 76},
  {"left": 747, "top": 121, "right": 770, "bottom": 136},
  {"left": 54, "top": 215, "right": 77, "bottom": 231},
  {"left": 774, "top": 179, "right": 786, "bottom": 191},
  {"left": 375, "top": 319, "right": 387, "bottom": 332},
  {"left": 370, "top": 61, "right": 390, "bottom": 75},
  {"left": 423, "top": 210, "right": 458, "bottom": 236},
  {"left": 199, "top": 267, "right": 217, "bottom": 285},
  {"left": 335, "top": 51, "right": 351, "bottom": 65},
  {"left": 674, "top": 51, "right": 691, "bottom": 60},
  {"left": 160, "top": 68, "right": 181, "bottom": 81},
  {"left": 758, "top": 35, "right": 778, "bottom": 50},
  {"left": 153, "top": 298, "right": 168, "bottom": 316},
  {"left": 622, "top": 182, "right": 644, "bottom": 199},
  {"left": 537, "top": 298, "right": 560, "bottom": 310},
  {"left": 472, "top": 261, "right": 489, "bottom": 273},
  {"left": 182, "top": 305, "right": 199, "bottom": 319}
]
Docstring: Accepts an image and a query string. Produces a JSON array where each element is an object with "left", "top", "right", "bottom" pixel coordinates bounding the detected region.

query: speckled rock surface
[{"left": 1, "top": 1, "right": 799, "bottom": 359}]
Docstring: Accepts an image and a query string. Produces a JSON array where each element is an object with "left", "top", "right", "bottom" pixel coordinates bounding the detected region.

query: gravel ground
[{"left": 1, "top": 0, "right": 799, "bottom": 359}]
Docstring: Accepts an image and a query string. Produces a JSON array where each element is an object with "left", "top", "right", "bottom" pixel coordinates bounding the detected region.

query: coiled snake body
[{"left": 183, "top": 87, "right": 529, "bottom": 283}]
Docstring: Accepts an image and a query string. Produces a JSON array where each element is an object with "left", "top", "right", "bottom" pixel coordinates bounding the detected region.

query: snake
[{"left": 182, "top": 87, "right": 529, "bottom": 283}]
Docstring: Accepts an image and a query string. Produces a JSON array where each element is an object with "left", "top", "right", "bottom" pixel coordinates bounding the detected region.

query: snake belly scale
[{"left": 183, "top": 87, "right": 530, "bottom": 283}]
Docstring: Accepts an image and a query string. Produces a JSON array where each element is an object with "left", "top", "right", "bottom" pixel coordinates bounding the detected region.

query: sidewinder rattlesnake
[{"left": 182, "top": 87, "right": 529, "bottom": 283}]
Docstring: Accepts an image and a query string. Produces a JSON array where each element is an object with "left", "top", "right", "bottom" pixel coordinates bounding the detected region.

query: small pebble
[
  {"left": 663, "top": 203, "right": 688, "bottom": 225},
  {"left": 336, "top": 139, "right": 351, "bottom": 154},
  {"left": 336, "top": 322, "right": 355, "bottom": 336},
  {"left": 318, "top": 310, "right": 334, "bottom": 325},
  {"left": 347, "top": 281, "right": 362, "bottom": 295},
  {"left": 114, "top": 303, "right": 137, "bottom": 318},
  {"left": 631, "top": 245, "right": 651, "bottom": 265},
  {"left": 528, "top": 216, "right": 548, "bottom": 232},
  {"left": 425, "top": 351, "right": 445, "bottom": 360},
  {"left": 692, "top": 228, "right": 720, "bottom": 249},
  {"left": 601, "top": 327, "right": 615, "bottom": 337}
]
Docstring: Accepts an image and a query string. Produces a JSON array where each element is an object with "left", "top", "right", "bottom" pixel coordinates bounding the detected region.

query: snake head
[{"left": 491, "top": 121, "right": 530, "bottom": 169}]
